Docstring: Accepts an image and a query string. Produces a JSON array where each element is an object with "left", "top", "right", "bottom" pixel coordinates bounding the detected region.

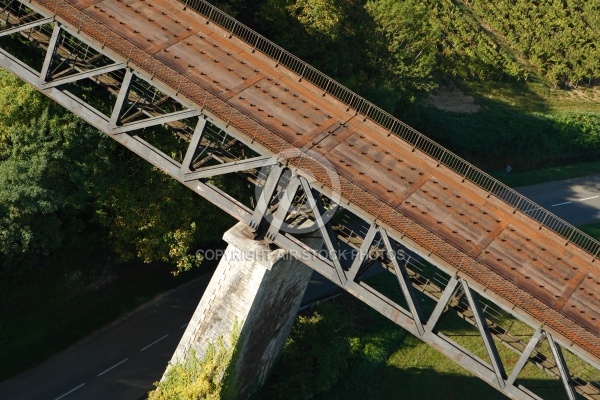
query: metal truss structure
[{"left": 0, "top": 1, "right": 599, "bottom": 398}]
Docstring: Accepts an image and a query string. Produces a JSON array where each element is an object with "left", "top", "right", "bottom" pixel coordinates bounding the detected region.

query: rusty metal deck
[{"left": 27, "top": 0, "right": 600, "bottom": 365}]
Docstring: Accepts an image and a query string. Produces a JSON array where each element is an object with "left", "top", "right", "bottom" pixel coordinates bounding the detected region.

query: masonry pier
[{"left": 168, "top": 222, "right": 314, "bottom": 397}]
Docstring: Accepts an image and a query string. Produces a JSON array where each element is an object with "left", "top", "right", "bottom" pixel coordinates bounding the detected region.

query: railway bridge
[{"left": 1, "top": 1, "right": 600, "bottom": 398}]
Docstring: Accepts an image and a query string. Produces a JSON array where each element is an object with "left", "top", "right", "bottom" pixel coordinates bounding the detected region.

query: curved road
[{"left": 1, "top": 174, "right": 600, "bottom": 399}]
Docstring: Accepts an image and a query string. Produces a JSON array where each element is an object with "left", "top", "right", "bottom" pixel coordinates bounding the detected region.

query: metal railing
[{"left": 180, "top": 0, "right": 600, "bottom": 260}]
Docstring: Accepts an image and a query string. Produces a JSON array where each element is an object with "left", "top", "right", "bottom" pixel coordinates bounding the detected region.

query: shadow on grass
[{"left": 256, "top": 291, "right": 568, "bottom": 400}]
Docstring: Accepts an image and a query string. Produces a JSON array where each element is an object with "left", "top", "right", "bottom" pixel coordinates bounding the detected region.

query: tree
[{"left": 0, "top": 70, "right": 100, "bottom": 268}]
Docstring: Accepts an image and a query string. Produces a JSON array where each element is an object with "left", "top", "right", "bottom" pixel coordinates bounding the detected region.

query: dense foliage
[
  {"left": 0, "top": 70, "right": 230, "bottom": 273},
  {"left": 224, "top": 0, "right": 600, "bottom": 102},
  {"left": 468, "top": 0, "right": 600, "bottom": 87}
]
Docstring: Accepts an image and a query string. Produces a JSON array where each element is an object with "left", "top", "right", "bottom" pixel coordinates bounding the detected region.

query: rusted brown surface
[{"left": 30, "top": 0, "right": 600, "bottom": 362}]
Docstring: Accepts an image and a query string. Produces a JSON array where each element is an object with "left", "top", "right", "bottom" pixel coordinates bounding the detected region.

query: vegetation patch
[
  {"left": 258, "top": 287, "right": 588, "bottom": 400},
  {"left": 149, "top": 323, "right": 241, "bottom": 400}
]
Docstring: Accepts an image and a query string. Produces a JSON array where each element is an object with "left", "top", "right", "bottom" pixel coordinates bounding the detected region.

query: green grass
[
  {"left": 0, "top": 238, "right": 218, "bottom": 381},
  {"left": 488, "top": 159, "right": 600, "bottom": 187},
  {"left": 462, "top": 81, "right": 600, "bottom": 114},
  {"left": 258, "top": 270, "right": 598, "bottom": 400},
  {"left": 579, "top": 222, "right": 600, "bottom": 241}
]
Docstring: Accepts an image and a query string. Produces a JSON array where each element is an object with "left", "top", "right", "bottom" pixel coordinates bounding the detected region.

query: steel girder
[{"left": 0, "top": 2, "right": 598, "bottom": 399}]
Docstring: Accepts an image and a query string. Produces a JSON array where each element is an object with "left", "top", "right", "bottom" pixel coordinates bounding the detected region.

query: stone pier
[{"left": 168, "top": 222, "right": 314, "bottom": 397}]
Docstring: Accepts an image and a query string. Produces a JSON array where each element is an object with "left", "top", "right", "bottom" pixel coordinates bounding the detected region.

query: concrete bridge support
[{"left": 168, "top": 222, "right": 314, "bottom": 398}]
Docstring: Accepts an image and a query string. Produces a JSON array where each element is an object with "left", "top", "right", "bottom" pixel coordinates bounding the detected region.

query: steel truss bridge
[{"left": 1, "top": 1, "right": 600, "bottom": 398}]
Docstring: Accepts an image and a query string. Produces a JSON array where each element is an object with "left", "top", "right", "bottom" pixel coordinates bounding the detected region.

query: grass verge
[
  {"left": 489, "top": 159, "right": 600, "bottom": 187},
  {"left": 258, "top": 270, "right": 597, "bottom": 400},
  {"left": 579, "top": 222, "right": 600, "bottom": 241}
]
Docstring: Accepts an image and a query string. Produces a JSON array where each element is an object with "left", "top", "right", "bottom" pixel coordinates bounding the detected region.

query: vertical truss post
[
  {"left": 380, "top": 228, "right": 425, "bottom": 336},
  {"left": 299, "top": 177, "right": 346, "bottom": 285},
  {"left": 506, "top": 327, "right": 544, "bottom": 387},
  {"left": 182, "top": 117, "right": 207, "bottom": 172},
  {"left": 547, "top": 333, "right": 577, "bottom": 400},
  {"left": 424, "top": 275, "right": 459, "bottom": 333},
  {"left": 462, "top": 279, "right": 506, "bottom": 389},
  {"left": 39, "top": 23, "right": 60, "bottom": 82},
  {"left": 250, "top": 164, "right": 284, "bottom": 232},
  {"left": 266, "top": 176, "right": 301, "bottom": 241},
  {"left": 347, "top": 224, "right": 378, "bottom": 282},
  {"left": 110, "top": 68, "right": 134, "bottom": 128}
]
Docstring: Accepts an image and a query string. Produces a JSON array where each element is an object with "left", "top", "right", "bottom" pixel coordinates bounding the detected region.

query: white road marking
[
  {"left": 552, "top": 195, "right": 598, "bottom": 207},
  {"left": 53, "top": 383, "right": 85, "bottom": 400},
  {"left": 97, "top": 358, "right": 128, "bottom": 377},
  {"left": 181, "top": 323, "right": 189, "bottom": 329},
  {"left": 140, "top": 334, "right": 169, "bottom": 352}
]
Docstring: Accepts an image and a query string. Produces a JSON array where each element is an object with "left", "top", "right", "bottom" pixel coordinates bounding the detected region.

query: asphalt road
[
  {"left": 0, "top": 270, "right": 341, "bottom": 400},
  {"left": 0, "top": 275, "right": 213, "bottom": 400},
  {"left": 2, "top": 174, "right": 600, "bottom": 400},
  {"left": 515, "top": 174, "right": 600, "bottom": 226}
]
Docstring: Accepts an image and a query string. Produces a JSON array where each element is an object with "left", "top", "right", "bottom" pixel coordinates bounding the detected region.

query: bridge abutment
[{"left": 168, "top": 222, "right": 314, "bottom": 398}]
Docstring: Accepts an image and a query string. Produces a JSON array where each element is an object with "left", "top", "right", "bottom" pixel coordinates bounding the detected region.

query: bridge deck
[{"left": 31, "top": 0, "right": 600, "bottom": 361}]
